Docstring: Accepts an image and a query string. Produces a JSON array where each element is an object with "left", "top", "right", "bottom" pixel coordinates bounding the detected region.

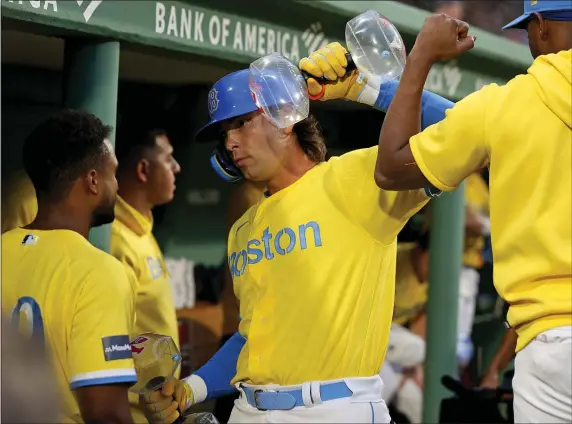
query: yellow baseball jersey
[
  {"left": 111, "top": 196, "right": 179, "bottom": 422},
  {"left": 228, "top": 146, "right": 431, "bottom": 385},
  {"left": 1, "top": 169, "right": 37, "bottom": 233},
  {"left": 2, "top": 228, "right": 137, "bottom": 423},
  {"left": 410, "top": 49, "right": 572, "bottom": 352},
  {"left": 463, "top": 173, "right": 490, "bottom": 269},
  {"left": 393, "top": 243, "right": 428, "bottom": 326}
]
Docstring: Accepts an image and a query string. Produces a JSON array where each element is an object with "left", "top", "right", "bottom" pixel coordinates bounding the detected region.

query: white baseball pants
[
  {"left": 228, "top": 375, "right": 392, "bottom": 423},
  {"left": 380, "top": 324, "right": 425, "bottom": 423},
  {"left": 513, "top": 326, "right": 572, "bottom": 423}
]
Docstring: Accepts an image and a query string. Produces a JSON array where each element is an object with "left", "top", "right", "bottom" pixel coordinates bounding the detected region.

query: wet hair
[
  {"left": 23, "top": 109, "right": 112, "bottom": 202},
  {"left": 293, "top": 114, "right": 327, "bottom": 163}
]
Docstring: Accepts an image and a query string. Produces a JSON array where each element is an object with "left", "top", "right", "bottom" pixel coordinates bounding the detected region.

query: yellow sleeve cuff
[{"left": 410, "top": 135, "right": 457, "bottom": 193}]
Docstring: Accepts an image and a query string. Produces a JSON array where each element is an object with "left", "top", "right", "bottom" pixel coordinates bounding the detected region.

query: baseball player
[
  {"left": 138, "top": 39, "right": 462, "bottom": 422},
  {"left": 111, "top": 126, "right": 182, "bottom": 423},
  {"left": 375, "top": 2, "right": 572, "bottom": 422},
  {"left": 2, "top": 110, "right": 137, "bottom": 423}
]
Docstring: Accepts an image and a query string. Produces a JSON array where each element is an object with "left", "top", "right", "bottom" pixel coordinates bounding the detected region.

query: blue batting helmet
[
  {"left": 503, "top": 0, "right": 572, "bottom": 29},
  {"left": 195, "top": 69, "right": 258, "bottom": 183}
]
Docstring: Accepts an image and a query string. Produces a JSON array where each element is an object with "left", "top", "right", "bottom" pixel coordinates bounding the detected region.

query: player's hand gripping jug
[
  {"left": 129, "top": 333, "right": 219, "bottom": 424},
  {"left": 249, "top": 10, "right": 406, "bottom": 129}
]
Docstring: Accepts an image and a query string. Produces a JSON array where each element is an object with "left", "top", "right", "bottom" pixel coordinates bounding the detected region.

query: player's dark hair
[
  {"left": 293, "top": 114, "right": 327, "bottom": 163},
  {"left": 23, "top": 109, "right": 112, "bottom": 202},
  {"left": 115, "top": 126, "right": 168, "bottom": 172}
]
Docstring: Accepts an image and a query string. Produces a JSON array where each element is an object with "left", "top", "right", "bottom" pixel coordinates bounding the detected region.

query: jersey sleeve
[
  {"left": 68, "top": 257, "right": 137, "bottom": 390},
  {"left": 409, "top": 85, "right": 494, "bottom": 192},
  {"left": 326, "top": 146, "right": 432, "bottom": 245}
]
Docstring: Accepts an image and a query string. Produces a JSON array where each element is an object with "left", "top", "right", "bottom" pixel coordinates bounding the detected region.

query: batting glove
[
  {"left": 142, "top": 378, "right": 194, "bottom": 424},
  {"left": 299, "top": 42, "right": 378, "bottom": 105}
]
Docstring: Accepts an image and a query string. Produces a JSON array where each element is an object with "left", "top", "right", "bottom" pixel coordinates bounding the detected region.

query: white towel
[{"left": 165, "top": 258, "right": 196, "bottom": 309}]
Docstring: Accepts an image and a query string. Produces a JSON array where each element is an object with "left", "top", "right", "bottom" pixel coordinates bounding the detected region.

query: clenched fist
[
  {"left": 141, "top": 378, "right": 194, "bottom": 424},
  {"left": 411, "top": 14, "right": 476, "bottom": 63},
  {"left": 299, "top": 42, "right": 369, "bottom": 102}
]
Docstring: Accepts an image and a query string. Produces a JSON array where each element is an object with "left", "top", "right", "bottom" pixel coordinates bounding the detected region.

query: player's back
[
  {"left": 485, "top": 49, "right": 571, "bottom": 350},
  {"left": 2, "top": 228, "right": 137, "bottom": 422}
]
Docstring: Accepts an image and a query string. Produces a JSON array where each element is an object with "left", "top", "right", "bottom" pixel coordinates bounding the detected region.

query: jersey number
[{"left": 11, "top": 296, "right": 45, "bottom": 342}]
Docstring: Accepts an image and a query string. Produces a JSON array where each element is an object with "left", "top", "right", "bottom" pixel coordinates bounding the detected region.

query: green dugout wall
[{"left": 2, "top": 1, "right": 531, "bottom": 419}]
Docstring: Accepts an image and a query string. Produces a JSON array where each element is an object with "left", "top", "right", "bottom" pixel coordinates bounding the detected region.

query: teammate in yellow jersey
[
  {"left": 1, "top": 168, "right": 37, "bottom": 233},
  {"left": 376, "top": 1, "right": 572, "bottom": 422},
  {"left": 456, "top": 172, "right": 490, "bottom": 366},
  {"left": 139, "top": 48, "right": 446, "bottom": 424},
  {"left": 111, "top": 126, "right": 181, "bottom": 423},
  {"left": 1, "top": 110, "right": 137, "bottom": 423}
]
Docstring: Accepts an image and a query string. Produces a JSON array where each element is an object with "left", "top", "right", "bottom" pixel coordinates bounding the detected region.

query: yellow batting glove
[
  {"left": 142, "top": 378, "right": 194, "bottom": 424},
  {"left": 299, "top": 42, "right": 374, "bottom": 104}
]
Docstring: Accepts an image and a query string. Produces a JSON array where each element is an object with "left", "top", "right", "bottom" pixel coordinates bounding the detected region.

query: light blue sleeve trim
[{"left": 70, "top": 375, "right": 137, "bottom": 390}]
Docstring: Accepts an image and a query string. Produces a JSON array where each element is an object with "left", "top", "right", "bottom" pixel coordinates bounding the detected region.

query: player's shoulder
[
  {"left": 228, "top": 202, "right": 260, "bottom": 243},
  {"left": 329, "top": 146, "right": 377, "bottom": 163},
  {"left": 1, "top": 228, "right": 24, "bottom": 243},
  {"left": 79, "top": 249, "right": 134, "bottom": 298},
  {"left": 2, "top": 228, "right": 85, "bottom": 251},
  {"left": 67, "top": 234, "right": 125, "bottom": 273},
  {"left": 110, "top": 217, "right": 131, "bottom": 240},
  {"left": 3, "top": 169, "right": 34, "bottom": 196},
  {"left": 110, "top": 219, "right": 139, "bottom": 258},
  {"left": 230, "top": 202, "right": 259, "bottom": 230},
  {"left": 324, "top": 146, "right": 377, "bottom": 177},
  {"left": 472, "top": 75, "right": 530, "bottom": 105}
]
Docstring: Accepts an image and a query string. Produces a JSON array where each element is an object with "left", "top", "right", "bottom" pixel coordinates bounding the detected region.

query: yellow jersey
[
  {"left": 111, "top": 196, "right": 179, "bottom": 423},
  {"left": 2, "top": 228, "right": 137, "bottom": 423},
  {"left": 463, "top": 173, "right": 490, "bottom": 269},
  {"left": 223, "top": 181, "right": 267, "bottom": 336},
  {"left": 1, "top": 169, "right": 37, "bottom": 233},
  {"left": 228, "top": 146, "right": 431, "bottom": 385},
  {"left": 410, "top": 49, "right": 572, "bottom": 352},
  {"left": 393, "top": 243, "right": 428, "bottom": 326}
]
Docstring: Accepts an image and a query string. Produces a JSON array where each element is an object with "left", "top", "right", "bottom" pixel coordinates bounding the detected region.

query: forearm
[
  {"left": 187, "top": 331, "right": 245, "bottom": 401},
  {"left": 377, "top": 52, "right": 432, "bottom": 171},
  {"left": 374, "top": 80, "right": 454, "bottom": 129},
  {"left": 485, "top": 328, "right": 517, "bottom": 376}
]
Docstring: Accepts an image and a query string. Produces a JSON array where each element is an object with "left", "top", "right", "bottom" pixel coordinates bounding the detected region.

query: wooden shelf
[{"left": 177, "top": 301, "right": 224, "bottom": 375}]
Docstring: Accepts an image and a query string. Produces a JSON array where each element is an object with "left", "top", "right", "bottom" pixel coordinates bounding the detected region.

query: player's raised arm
[
  {"left": 375, "top": 15, "right": 487, "bottom": 191},
  {"left": 70, "top": 259, "right": 138, "bottom": 424},
  {"left": 298, "top": 42, "right": 455, "bottom": 131},
  {"left": 298, "top": 43, "right": 441, "bottom": 243},
  {"left": 299, "top": 42, "right": 451, "bottom": 195}
]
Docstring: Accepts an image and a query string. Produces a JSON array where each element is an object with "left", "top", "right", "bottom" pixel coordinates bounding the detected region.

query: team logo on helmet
[{"left": 208, "top": 88, "right": 220, "bottom": 116}]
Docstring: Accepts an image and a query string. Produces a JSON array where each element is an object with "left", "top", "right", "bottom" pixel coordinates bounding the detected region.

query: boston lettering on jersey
[{"left": 229, "top": 221, "right": 323, "bottom": 277}]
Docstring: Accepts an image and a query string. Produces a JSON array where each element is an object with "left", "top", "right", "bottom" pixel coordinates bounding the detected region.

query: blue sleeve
[
  {"left": 194, "top": 331, "right": 245, "bottom": 400},
  {"left": 374, "top": 80, "right": 455, "bottom": 129}
]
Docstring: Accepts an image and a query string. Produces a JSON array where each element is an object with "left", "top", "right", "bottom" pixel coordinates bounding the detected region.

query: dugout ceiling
[{"left": 2, "top": 0, "right": 532, "bottom": 101}]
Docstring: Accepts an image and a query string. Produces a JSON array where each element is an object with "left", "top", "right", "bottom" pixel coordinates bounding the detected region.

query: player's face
[
  {"left": 91, "top": 139, "right": 119, "bottom": 227},
  {"left": 145, "top": 135, "right": 181, "bottom": 207},
  {"left": 222, "top": 112, "right": 289, "bottom": 182}
]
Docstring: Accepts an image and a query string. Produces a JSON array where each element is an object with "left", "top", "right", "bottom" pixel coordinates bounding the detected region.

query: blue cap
[
  {"left": 503, "top": 0, "right": 572, "bottom": 29},
  {"left": 194, "top": 69, "right": 259, "bottom": 142}
]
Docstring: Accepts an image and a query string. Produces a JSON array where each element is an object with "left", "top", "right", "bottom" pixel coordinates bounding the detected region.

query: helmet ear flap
[{"left": 210, "top": 144, "right": 243, "bottom": 183}]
